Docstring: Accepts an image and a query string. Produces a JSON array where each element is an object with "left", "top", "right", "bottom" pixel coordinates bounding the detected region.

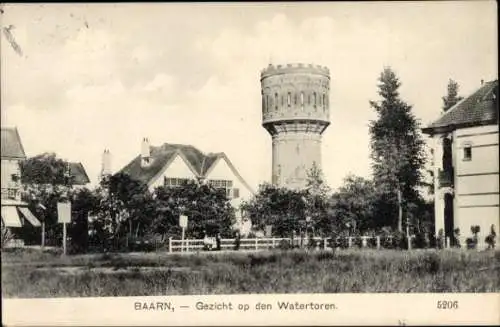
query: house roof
[
  {"left": 422, "top": 80, "right": 499, "bottom": 134},
  {"left": 1, "top": 127, "right": 26, "bottom": 159},
  {"left": 119, "top": 143, "right": 254, "bottom": 193},
  {"left": 119, "top": 143, "right": 225, "bottom": 183},
  {"left": 69, "top": 162, "right": 90, "bottom": 185}
]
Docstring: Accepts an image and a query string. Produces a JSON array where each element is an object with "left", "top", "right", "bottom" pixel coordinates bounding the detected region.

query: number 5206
[{"left": 437, "top": 300, "right": 458, "bottom": 309}]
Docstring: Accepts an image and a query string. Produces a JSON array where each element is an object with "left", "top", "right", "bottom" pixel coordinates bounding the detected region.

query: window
[
  {"left": 323, "top": 94, "right": 327, "bottom": 111},
  {"left": 300, "top": 92, "right": 304, "bottom": 109},
  {"left": 313, "top": 92, "right": 317, "bottom": 109},
  {"left": 274, "top": 93, "right": 278, "bottom": 111},
  {"left": 164, "top": 177, "right": 191, "bottom": 187},
  {"left": 463, "top": 145, "right": 472, "bottom": 161},
  {"left": 233, "top": 188, "right": 240, "bottom": 198},
  {"left": 287, "top": 92, "right": 291, "bottom": 107}
]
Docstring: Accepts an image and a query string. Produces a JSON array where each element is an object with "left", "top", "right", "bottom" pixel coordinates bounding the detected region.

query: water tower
[{"left": 260, "top": 63, "right": 330, "bottom": 189}]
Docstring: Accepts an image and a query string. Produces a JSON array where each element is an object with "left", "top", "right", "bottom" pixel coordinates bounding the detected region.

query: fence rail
[{"left": 167, "top": 235, "right": 419, "bottom": 253}]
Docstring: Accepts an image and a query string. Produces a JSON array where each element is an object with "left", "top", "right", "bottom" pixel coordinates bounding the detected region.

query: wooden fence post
[
  {"left": 272, "top": 238, "right": 276, "bottom": 248},
  {"left": 255, "top": 238, "right": 258, "bottom": 250},
  {"left": 445, "top": 237, "right": 450, "bottom": 249},
  {"left": 323, "top": 238, "right": 327, "bottom": 250},
  {"left": 362, "top": 236, "right": 367, "bottom": 248},
  {"left": 376, "top": 236, "right": 381, "bottom": 250},
  {"left": 169, "top": 237, "right": 172, "bottom": 253},
  {"left": 348, "top": 237, "right": 352, "bottom": 248}
]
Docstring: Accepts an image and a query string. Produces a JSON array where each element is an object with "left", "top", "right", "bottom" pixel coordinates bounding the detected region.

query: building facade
[
  {"left": 1, "top": 127, "right": 41, "bottom": 244},
  {"left": 116, "top": 138, "right": 254, "bottom": 232},
  {"left": 422, "top": 80, "right": 499, "bottom": 248},
  {"left": 260, "top": 63, "right": 330, "bottom": 189}
]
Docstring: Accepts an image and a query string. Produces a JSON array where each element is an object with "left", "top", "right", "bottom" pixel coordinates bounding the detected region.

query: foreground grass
[{"left": 2, "top": 248, "right": 499, "bottom": 298}]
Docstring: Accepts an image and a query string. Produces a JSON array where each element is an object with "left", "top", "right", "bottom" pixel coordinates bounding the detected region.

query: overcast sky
[{"left": 1, "top": 2, "right": 497, "bottom": 190}]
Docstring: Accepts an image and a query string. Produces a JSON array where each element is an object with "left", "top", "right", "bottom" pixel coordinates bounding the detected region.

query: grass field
[{"left": 2, "top": 248, "right": 499, "bottom": 298}]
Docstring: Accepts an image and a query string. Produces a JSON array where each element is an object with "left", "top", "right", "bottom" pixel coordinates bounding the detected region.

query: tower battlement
[
  {"left": 260, "top": 63, "right": 330, "bottom": 79},
  {"left": 260, "top": 63, "right": 331, "bottom": 189}
]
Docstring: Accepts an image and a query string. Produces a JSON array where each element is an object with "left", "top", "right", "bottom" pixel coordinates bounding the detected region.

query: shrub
[
  {"left": 413, "top": 232, "right": 430, "bottom": 249},
  {"left": 277, "top": 239, "right": 291, "bottom": 251}
]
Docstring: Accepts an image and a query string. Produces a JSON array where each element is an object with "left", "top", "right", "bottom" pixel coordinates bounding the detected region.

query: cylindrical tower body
[{"left": 261, "top": 63, "right": 330, "bottom": 189}]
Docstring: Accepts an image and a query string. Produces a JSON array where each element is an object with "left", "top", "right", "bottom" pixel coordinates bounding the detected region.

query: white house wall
[
  {"left": 205, "top": 157, "right": 253, "bottom": 210},
  {"left": 1, "top": 159, "right": 20, "bottom": 190},
  {"left": 148, "top": 154, "right": 197, "bottom": 191},
  {"left": 453, "top": 124, "right": 499, "bottom": 247}
]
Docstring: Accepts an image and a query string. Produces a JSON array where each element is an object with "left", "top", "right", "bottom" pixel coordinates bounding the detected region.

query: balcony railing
[
  {"left": 1, "top": 188, "right": 20, "bottom": 200},
  {"left": 438, "top": 168, "right": 454, "bottom": 188}
]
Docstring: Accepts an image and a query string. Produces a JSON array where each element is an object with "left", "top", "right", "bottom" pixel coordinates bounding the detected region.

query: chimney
[
  {"left": 141, "top": 138, "right": 151, "bottom": 167},
  {"left": 481, "top": 79, "right": 484, "bottom": 85},
  {"left": 101, "top": 149, "right": 112, "bottom": 177}
]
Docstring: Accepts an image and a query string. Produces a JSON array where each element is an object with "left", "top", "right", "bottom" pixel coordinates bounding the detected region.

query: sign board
[
  {"left": 57, "top": 202, "right": 72, "bottom": 223},
  {"left": 179, "top": 215, "right": 188, "bottom": 228},
  {"left": 265, "top": 225, "right": 273, "bottom": 237}
]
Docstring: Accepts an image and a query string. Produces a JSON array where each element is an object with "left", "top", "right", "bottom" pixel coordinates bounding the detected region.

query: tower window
[
  {"left": 308, "top": 94, "right": 311, "bottom": 105},
  {"left": 463, "top": 145, "right": 472, "bottom": 161},
  {"left": 300, "top": 92, "right": 304, "bottom": 109},
  {"left": 313, "top": 92, "right": 317, "bottom": 108},
  {"left": 275, "top": 93, "right": 278, "bottom": 111},
  {"left": 281, "top": 95, "right": 284, "bottom": 107},
  {"left": 287, "top": 92, "right": 291, "bottom": 107}
]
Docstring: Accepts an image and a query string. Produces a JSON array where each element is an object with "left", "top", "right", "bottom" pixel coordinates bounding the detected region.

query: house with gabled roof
[
  {"left": 115, "top": 138, "right": 254, "bottom": 232},
  {"left": 422, "top": 79, "right": 499, "bottom": 248},
  {"left": 1, "top": 127, "right": 42, "bottom": 245},
  {"left": 67, "top": 162, "right": 91, "bottom": 188}
]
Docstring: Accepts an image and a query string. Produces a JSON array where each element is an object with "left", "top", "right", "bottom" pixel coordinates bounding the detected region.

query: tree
[
  {"left": 241, "top": 183, "right": 308, "bottom": 237},
  {"left": 442, "top": 79, "right": 464, "bottom": 112},
  {"left": 92, "top": 173, "right": 153, "bottom": 245},
  {"left": 151, "top": 180, "right": 235, "bottom": 238},
  {"left": 20, "top": 153, "right": 75, "bottom": 245},
  {"left": 328, "top": 175, "right": 378, "bottom": 235},
  {"left": 305, "top": 163, "right": 332, "bottom": 235},
  {"left": 369, "top": 67, "right": 427, "bottom": 232}
]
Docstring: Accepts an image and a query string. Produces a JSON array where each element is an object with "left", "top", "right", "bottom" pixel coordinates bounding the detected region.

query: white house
[
  {"left": 114, "top": 138, "right": 254, "bottom": 233},
  {"left": 422, "top": 80, "right": 499, "bottom": 249},
  {"left": 1, "top": 127, "right": 41, "bottom": 245}
]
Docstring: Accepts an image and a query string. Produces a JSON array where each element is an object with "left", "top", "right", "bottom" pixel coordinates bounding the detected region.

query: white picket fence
[{"left": 167, "top": 235, "right": 418, "bottom": 253}]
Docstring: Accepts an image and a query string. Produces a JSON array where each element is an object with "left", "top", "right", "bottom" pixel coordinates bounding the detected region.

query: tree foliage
[
  {"left": 368, "top": 67, "right": 427, "bottom": 231},
  {"left": 150, "top": 180, "right": 235, "bottom": 238},
  {"left": 328, "top": 175, "right": 378, "bottom": 234},
  {"left": 442, "top": 79, "right": 464, "bottom": 112},
  {"left": 241, "top": 183, "right": 308, "bottom": 237}
]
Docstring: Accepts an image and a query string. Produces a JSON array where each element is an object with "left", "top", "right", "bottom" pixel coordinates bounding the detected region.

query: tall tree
[
  {"left": 369, "top": 67, "right": 426, "bottom": 232},
  {"left": 442, "top": 79, "right": 464, "bottom": 112}
]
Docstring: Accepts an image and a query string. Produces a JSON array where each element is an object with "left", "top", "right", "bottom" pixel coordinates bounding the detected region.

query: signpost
[
  {"left": 57, "top": 201, "right": 71, "bottom": 255},
  {"left": 179, "top": 215, "right": 188, "bottom": 252}
]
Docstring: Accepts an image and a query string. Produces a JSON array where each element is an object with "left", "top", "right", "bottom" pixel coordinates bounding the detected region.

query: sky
[{"left": 1, "top": 2, "right": 497, "bottom": 191}]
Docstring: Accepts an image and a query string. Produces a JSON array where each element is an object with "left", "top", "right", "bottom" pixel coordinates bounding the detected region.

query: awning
[
  {"left": 1, "top": 206, "right": 22, "bottom": 227},
  {"left": 18, "top": 207, "right": 41, "bottom": 227}
]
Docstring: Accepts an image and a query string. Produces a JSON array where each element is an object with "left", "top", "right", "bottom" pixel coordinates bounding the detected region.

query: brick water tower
[{"left": 260, "top": 63, "right": 331, "bottom": 189}]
